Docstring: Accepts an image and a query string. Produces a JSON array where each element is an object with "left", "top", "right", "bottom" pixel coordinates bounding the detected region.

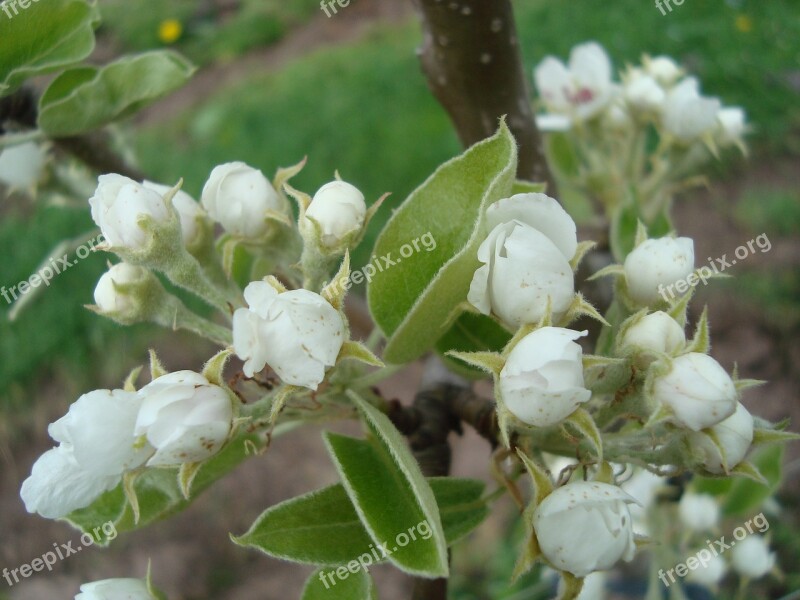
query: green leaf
[
  {"left": 233, "top": 477, "right": 487, "bottom": 566},
  {"left": 0, "top": 0, "right": 98, "bottom": 96},
  {"left": 65, "top": 433, "right": 263, "bottom": 542},
  {"left": 436, "top": 312, "right": 512, "bottom": 378},
  {"left": 346, "top": 394, "right": 448, "bottom": 575},
  {"left": 324, "top": 433, "right": 447, "bottom": 576},
  {"left": 694, "top": 445, "right": 784, "bottom": 516},
  {"left": 38, "top": 51, "right": 196, "bottom": 136},
  {"left": 233, "top": 483, "right": 376, "bottom": 565},
  {"left": 720, "top": 445, "right": 783, "bottom": 517},
  {"left": 428, "top": 476, "right": 488, "bottom": 545},
  {"left": 367, "top": 120, "right": 517, "bottom": 363},
  {"left": 302, "top": 567, "right": 376, "bottom": 600}
]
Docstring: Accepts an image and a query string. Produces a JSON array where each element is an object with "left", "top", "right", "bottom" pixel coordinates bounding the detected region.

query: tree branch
[
  {"left": 411, "top": 0, "right": 555, "bottom": 190},
  {"left": 0, "top": 87, "right": 146, "bottom": 181}
]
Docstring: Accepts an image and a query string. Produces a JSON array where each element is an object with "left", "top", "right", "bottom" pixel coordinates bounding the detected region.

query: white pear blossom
[
  {"left": 533, "top": 481, "right": 638, "bottom": 577},
  {"left": 305, "top": 180, "right": 366, "bottom": 248},
  {"left": 21, "top": 390, "right": 151, "bottom": 518},
  {"left": 233, "top": 281, "right": 346, "bottom": 389},
  {"left": 663, "top": 78, "right": 721, "bottom": 140},
  {"left": 143, "top": 180, "right": 205, "bottom": 246},
  {"left": 0, "top": 141, "right": 47, "bottom": 190},
  {"left": 653, "top": 352, "right": 737, "bottom": 431},
  {"left": 94, "top": 263, "right": 149, "bottom": 315},
  {"left": 134, "top": 371, "right": 233, "bottom": 467},
  {"left": 620, "top": 311, "right": 685, "bottom": 354},
  {"left": 678, "top": 493, "right": 720, "bottom": 531},
  {"left": 89, "top": 174, "right": 170, "bottom": 250},
  {"left": 534, "top": 41, "right": 616, "bottom": 120},
  {"left": 715, "top": 107, "right": 747, "bottom": 146},
  {"left": 624, "top": 74, "right": 665, "bottom": 113},
  {"left": 689, "top": 402, "right": 754, "bottom": 473},
  {"left": 75, "top": 578, "right": 154, "bottom": 600},
  {"left": 730, "top": 536, "right": 776, "bottom": 579},
  {"left": 485, "top": 193, "right": 578, "bottom": 261},
  {"left": 468, "top": 221, "right": 574, "bottom": 327},
  {"left": 623, "top": 236, "right": 695, "bottom": 306},
  {"left": 687, "top": 554, "right": 727, "bottom": 587},
  {"left": 498, "top": 327, "right": 591, "bottom": 427},
  {"left": 644, "top": 55, "right": 682, "bottom": 87},
  {"left": 201, "top": 162, "right": 281, "bottom": 239}
]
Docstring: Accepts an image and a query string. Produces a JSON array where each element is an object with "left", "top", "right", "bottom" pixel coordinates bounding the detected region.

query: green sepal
[
  {"left": 445, "top": 350, "right": 504, "bottom": 377},
  {"left": 337, "top": 341, "right": 384, "bottom": 368},
  {"left": 515, "top": 449, "right": 554, "bottom": 505},
  {"left": 685, "top": 306, "right": 710, "bottom": 354},
  {"left": 562, "top": 408, "right": 603, "bottom": 463}
]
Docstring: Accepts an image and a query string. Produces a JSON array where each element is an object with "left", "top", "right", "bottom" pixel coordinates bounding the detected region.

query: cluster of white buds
[
  {"left": 534, "top": 43, "right": 746, "bottom": 148},
  {"left": 20, "top": 367, "right": 234, "bottom": 518}
]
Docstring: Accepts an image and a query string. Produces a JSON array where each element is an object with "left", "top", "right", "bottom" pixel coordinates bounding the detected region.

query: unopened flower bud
[
  {"left": 663, "top": 78, "right": 721, "bottom": 141},
  {"left": 653, "top": 352, "right": 737, "bottom": 431},
  {"left": 93, "top": 262, "right": 152, "bottom": 319},
  {"left": 533, "top": 481, "right": 638, "bottom": 577},
  {"left": 644, "top": 55, "right": 682, "bottom": 86},
  {"left": 201, "top": 162, "right": 282, "bottom": 239},
  {"left": 623, "top": 236, "right": 695, "bottom": 306},
  {"left": 499, "top": 327, "right": 591, "bottom": 427},
  {"left": 89, "top": 174, "right": 170, "bottom": 250},
  {"left": 678, "top": 493, "right": 719, "bottom": 531},
  {"left": 305, "top": 180, "right": 366, "bottom": 249},
  {"left": 134, "top": 371, "right": 233, "bottom": 466},
  {"left": 715, "top": 107, "right": 747, "bottom": 146},
  {"left": 730, "top": 536, "right": 775, "bottom": 579},
  {"left": 620, "top": 311, "right": 685, "bottom": 355},
  {"left": 689, "top": 401, "right": 753, "bottom": 474},
  {"left": 624, "top": 75, "right": 665, "bottom": 113},
  {"left": 468, "top": 221, "right": 574, "bottom": 327}
]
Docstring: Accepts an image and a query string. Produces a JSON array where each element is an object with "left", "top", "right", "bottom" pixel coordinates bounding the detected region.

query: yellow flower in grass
[
  {"left": 735, "top": 14, "right": 753, "bottom": 34},
  {"left": 158, "top": 19, "right": 183, "bottom": 44}
]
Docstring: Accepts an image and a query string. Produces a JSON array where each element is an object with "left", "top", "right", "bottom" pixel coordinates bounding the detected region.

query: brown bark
[
  {"left": 0, "top": 87, "right": 145, "bottom": 181},
  {"left": 411, "top": 0, "right": 556, "bottom": 190}
]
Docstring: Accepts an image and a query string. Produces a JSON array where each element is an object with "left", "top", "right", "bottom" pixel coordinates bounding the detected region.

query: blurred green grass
[
  {"left": 99, "top": 0, "right": 322, "bottom": 65},
  {"left": 2, "top": 0, "right": 799, "bottom": 404}
]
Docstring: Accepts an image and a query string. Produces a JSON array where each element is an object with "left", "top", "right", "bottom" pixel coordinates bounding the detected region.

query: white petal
[
  {"left": 21, "top": 447, "right": 120, "bottom": 519},
  {"left": 486, "top": 193, "right": 578, "bottom": 260},
  {"left": 51, "top": 389, "right": 151, "bottom": 475}
]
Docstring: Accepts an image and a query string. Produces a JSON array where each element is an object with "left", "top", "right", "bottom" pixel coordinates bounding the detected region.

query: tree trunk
[{"left": 411, "top": 0, "right": 555, "bottom": 190}]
